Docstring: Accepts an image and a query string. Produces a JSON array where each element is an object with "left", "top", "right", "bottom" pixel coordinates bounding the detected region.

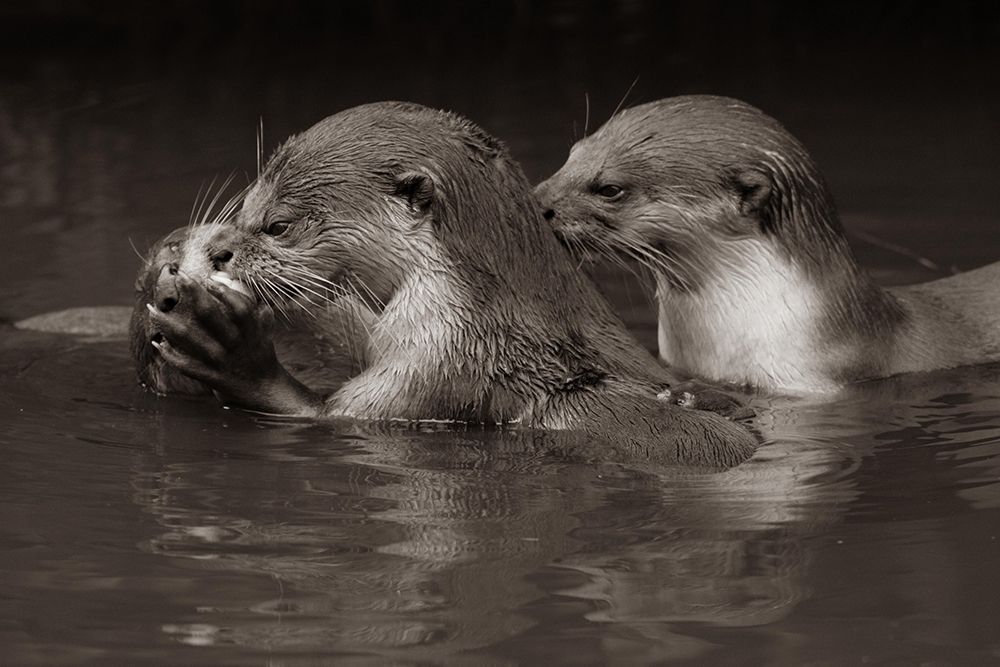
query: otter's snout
[
  {"left": 534, "top": 181, "right": 559, "bottom": 225},
  {"left": 154, "top": 263, "right": 180, "bottom": 313},
  {"left": 198, "top": 223, "right": 241, "bottom": 272}
]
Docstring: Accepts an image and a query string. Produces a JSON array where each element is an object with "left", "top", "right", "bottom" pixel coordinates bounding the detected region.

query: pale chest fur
[
  {"left": 329, "top": 271, "right": 546, "bottom": 423},
  {"left": 656, "top": 243, "right": 840, "bottom": 394}
]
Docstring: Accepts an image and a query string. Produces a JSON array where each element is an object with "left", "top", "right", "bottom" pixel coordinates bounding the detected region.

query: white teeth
[{"left": 210, "top": 272, "right": 252, "bottom": 296}]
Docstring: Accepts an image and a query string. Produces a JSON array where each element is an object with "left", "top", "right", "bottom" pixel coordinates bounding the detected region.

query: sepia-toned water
[{"left": 2, "top": 3, "right": 999, "bottom": 665}]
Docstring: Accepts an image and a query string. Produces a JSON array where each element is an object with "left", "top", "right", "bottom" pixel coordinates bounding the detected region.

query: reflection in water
[{"left": 125, "top": 405, "right": 855, "bottom": 662}]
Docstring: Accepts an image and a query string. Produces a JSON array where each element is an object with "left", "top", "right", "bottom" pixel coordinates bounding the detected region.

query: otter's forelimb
[{"left": 147, "top": 274, "right": 325, "bottom": 416}]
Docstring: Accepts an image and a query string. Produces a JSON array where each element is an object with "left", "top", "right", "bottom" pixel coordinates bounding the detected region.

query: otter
[
  {"left": 535, "top": 95, "right": 1000, "bottom": 394},
  {"left": 130, "top": 226, "right": 218, "bottom": 396},
  {"left": 127, "top": 224, "right": 375, "bottom": 398},
  {"left": 9, "top": 223, "right": 373, "bottom": 397},
  {"left": 143, "top": 101, "right": 756, "bottom": 468}
]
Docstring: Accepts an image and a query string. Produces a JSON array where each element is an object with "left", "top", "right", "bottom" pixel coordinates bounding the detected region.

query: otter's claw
[
  {"left": 657, "top": 384, "right": 754, "bottom": 420},
  {"left": 149, "top": 337, "right": 222, "bottom": 387},
  {"left": 145, "top": 273, "right": 287, "bottom": 409},
  {"left": 657, "top": 388, "right": 696, "bottom": 407}
]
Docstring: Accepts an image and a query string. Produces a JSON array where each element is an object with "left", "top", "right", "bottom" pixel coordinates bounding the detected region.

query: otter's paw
[
  {"left": 145, "top": 274, "right": 283, "bottom": 407},
  {"left": 656, "top": 384, "right": 754, "bottom": 420}
]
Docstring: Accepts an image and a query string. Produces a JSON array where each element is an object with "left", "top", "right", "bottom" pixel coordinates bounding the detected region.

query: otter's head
[
  {"left": 536, "top": 95, "right": 848, "bottom": 291},
  {"left": 181, "top": 102, "right": 564, "bottom": 334},
  {"left": 129, "top": 226, "right": 212, "bottom": 396}
]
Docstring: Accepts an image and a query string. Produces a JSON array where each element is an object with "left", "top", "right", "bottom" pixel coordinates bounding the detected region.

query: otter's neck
[
  {"left": 657, "top": 239, "right": 907, "bottom": 394},
  {"left": 331, "top": 267, "right": 575, "bottom": 423}
]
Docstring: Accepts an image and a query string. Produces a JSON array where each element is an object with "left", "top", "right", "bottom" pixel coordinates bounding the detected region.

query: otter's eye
[
  {"left": 596, "top": 184, "right": 624, "bottom": 200},
  {"left": 264, "top": 220, "right": 291, "bottom": 236}
]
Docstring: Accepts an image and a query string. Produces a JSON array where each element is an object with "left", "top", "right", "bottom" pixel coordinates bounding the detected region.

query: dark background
[{"left": 1, "top": 0, "right": 998, "bottom": 315}]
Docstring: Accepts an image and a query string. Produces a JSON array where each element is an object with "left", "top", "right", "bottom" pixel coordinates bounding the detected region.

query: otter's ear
[
  {"left": 394, "top": 171, "right": 435, "bottom": 216},
  {"left": 732, "top": 168, "right": 772, "bottom": 218}
]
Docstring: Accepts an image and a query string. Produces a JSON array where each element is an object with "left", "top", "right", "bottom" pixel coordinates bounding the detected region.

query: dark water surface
[{"left": 2, "top": 3, "right": 1000, "bottom": 665}]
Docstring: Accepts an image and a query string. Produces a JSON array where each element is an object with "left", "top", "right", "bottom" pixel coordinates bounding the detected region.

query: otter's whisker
[
  {"left": 347, "top": 275, "right": 388, "bottom": 312},
  {"left": 198, "top": 173, "right": 236, "bottom": 227},
  {"left": 249, "top": 274, "right": 294, "bottom": 323},
  {"left": 128, "top": 236, "right": 151, "bottom": 266},
  {"left": 256, "top": 117, "right": 264, "bottom": 179},
  {"left": 280, "top": 267, "right": 354, "bottom": 308},
  {"left": 265, "top": 265, "right": 353, "bottom": 318},
  {"left": 195, "top": 174, "right": 223, "bottom": 227},
  {"left": 269, "top": 279, "right": 320, "bottom": 318},
  {"left": 592, "top": 234, "right": 659, "bottom": 310},
  {"left": 615, "top": 227, "right": 688, "bottom": 280},
  {"left": 637, "top": 234, "right": 706, "bottom": 290},
  {"left": 283, "top": 267, "right": 345, "bottom": 293},
  {"left": 275, "top": 277, "right": 334, "bottom": 317},
  {"left": 596, "top": 235, "right": 653, "bottom": 291},
  {"left": 190, "top": 175, "right": 222, "bottom": 229},
  {"left": 639, "top": 247, "right": 692, "bottom": 291},
  {"left": 294, "top": 275, "right": 372, "bottom": 326},
  {"left": 287, "top": 265, "right": 381, "bottom": 310},
  {"left": 610, "top": 74, "right": 640, "bottom": 122},
  {"left": 206, "top": 181, "right": 251, "bottom": 229},
  {"left": 247, "top": 275, "right": 278, "bottom": 319},
  {"left": 260, "top": 275, "right": 305, "bottom": 322},
  {"left": 189, "top": 180, "right": 209, "bottom": 228},
  {"left": 616, "top": 233, "right": 693, "bottom": 291}
]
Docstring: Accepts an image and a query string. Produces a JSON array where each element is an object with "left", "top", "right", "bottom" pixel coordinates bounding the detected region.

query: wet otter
[
  {"left": 536, "top": 95, "right": 1000, "bottom": 394},
  {"left": 128, "top": 224, "right": 373, "bottom": 398},
  {"left": 130, "top": 227, "right": 216, "bottom": 396},
  {"left": 145, "top": 102, "right": 756, "bottom": 468}
]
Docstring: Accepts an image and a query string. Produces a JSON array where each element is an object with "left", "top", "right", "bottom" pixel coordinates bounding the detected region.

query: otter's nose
[
  {"left": 534, "top": 181, "right": 557, "bottom": 223},
  {"left": 155, "top": 263, "right": 180, "bottom": 312},
  {"left": 211, "top": 249, "right": 234, "bottom": 271}
]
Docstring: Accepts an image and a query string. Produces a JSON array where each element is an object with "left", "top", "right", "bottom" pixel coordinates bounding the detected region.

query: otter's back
[{"left": 892, "top": 260, "right": 1000, "bottom": 366}]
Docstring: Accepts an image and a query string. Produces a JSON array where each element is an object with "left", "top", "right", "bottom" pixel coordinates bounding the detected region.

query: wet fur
[
  {"left": 147, "top": 102, "right": 757, "bottom": 468},
  {"left": 130, "top": 227, "right": 213, "bottom": 396},
  {"left": 537, "top": 95, "right": 1000, "bottom": 393},
  {"left": 130, "top": 226, "right": 373, "bottom": 397}
]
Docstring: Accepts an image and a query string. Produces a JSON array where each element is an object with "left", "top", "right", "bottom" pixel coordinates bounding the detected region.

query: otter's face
[
  {"left": 187, "top": 113, "right": 466, "bottom": 318},
  {"left": 133, "top": 102, "right": 535, "bottom": 391},
  {"left": 535, "top": 98, "right": 783, "bottom": 290},
  {"left": 194, "top": 178, "right": 416, "bottom": 316},
  {"left": 129, "top": 227, "right": 212, "bottom": 396},
  {"left": 184, "top": 102, "right": 541, "bottom": 320}
]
